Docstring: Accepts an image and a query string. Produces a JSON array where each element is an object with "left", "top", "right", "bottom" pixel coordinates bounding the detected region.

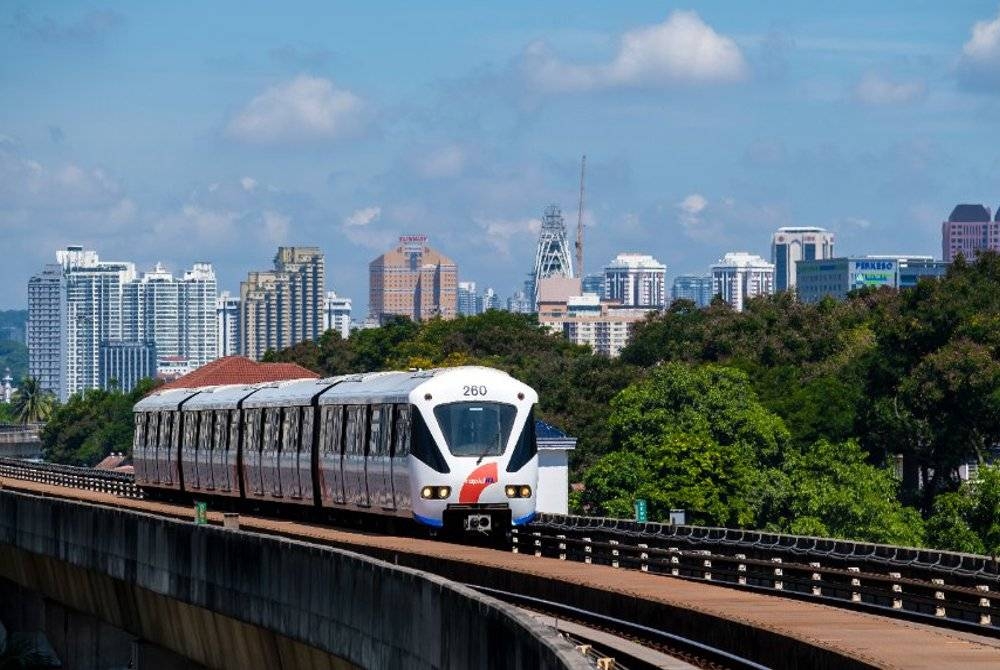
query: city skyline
[{"left": 3, "top": 3, "right": 1000, "bottom": 313}]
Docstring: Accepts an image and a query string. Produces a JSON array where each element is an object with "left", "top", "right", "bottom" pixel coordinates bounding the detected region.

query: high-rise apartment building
[
  {"left": 323, "top": 291, "right": 352, "bottom": 339},
  {"left": 603, "top": 253, "right": 667, "bottom": 308},
  {"left": 99, "top": 340, "right": 156, "bottom": 393},
  {"left": 368, "top": 236, "right": 457, "bottom": 323},
  {"left": 941, "top": 204, "right": 1000, "bottom": 262},
  {"left": 216, "top": 291, "right": 241, "bottom": 357},
  {"left": 122, "top": 262, "right": 218, "bottom": 373},
  {"left": 671, "top": 274, "right": 715, "bottom": 307},
  {"left": 506, "top": 290, "right": 532, "bottom": 314},
  {"left": 27, "top": 264, "right": 64, "bottom": 398},
  {"left": 771, "top": 227, "right": 835, "bottom": 292},
  {"left": 711, "top": 252, "right": 775, "bottom": 312},
  {"left": 581, "top": 273, "right": 605, "bottom": 296},
  {"left": 457, "top": 281, "right": 481, "bottom": 316},
  {"left": 482, "top": 287, "right": 501, "bottom": 311},
  {"left": 241, "top": 247, "right": 325, "bottom": 360}
]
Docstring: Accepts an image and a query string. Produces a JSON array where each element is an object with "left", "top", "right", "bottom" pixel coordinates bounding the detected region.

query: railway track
[{"left": 3, "top": 457, "right": 998, "bottom": 646}]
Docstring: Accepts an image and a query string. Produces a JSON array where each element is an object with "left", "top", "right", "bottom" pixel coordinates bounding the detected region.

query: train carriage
[{"left": 132, "top": 366, "right": 539, "bottom": 535}]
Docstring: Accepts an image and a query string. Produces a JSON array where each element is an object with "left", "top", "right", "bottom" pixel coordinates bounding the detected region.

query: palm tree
[{"left": 11, "top": 377, "right": 54, "bottom": 424}]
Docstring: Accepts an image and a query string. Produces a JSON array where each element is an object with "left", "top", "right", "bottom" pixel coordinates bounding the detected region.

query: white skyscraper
[
  {"left": 216, "top": 291, "right": 241, "bottom": 357},
  {"left": 123, "top": 262, "right": 218, "bottom": 373},
  {"left": 27, "top": 264, "right": 65, "bottom": 398},
  {"left": 457, "top": 281, "right": 480, "bottom": 316},
  {"left": 771, "top": 227, "right": 835, "bottom": 293},
  {"left": 482, "top": 287, "right": 501, "bottom": 311},
  {"left": 711, "top": 252, "right": 775, "bottom": 312},
  {"left": 603, "top": 253, "right": 667, "bottom": 308},
  {"left": 323, "top": 291, "right": 352, "bottom": 339}
]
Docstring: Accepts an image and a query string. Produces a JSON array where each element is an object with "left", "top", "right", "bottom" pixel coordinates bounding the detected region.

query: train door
[
  {"left": 298, "top": 406, "right": 315, "bottom": 503},
  {"left": 212, "top": 410, "right": 230, "bottom": 493},
  {"left": 344, "top": 405, "right": 369, "bottom": 507},
  {"left": 144, "top": 412, "right": 160, "bottom": 485},
  {"left": 159, "top": 410, "right": 175, "bottom": 487},
  {"left": 391, "top": 405, "right": 412, "bottom": 511},
  {"left": 133, "top": 413, "right": 147, "bottom": 482},
  {"left": 197, "top": 411, "right": 215, "bottom": 490},
  {"left": 227, "top": 410, "right": 241, "bottom": 494},
  {"left": 280, "top": 407, "right": 302, "bottom": 499},
  {"left": 243, "top": 408, "right": 264, "bottom": 496},
  {"left": 181, "top": 410, "right": 200, "bottom": 490},
  {"left": 262, "top": 407, "right": 282, "bottom": 497},
  {"left": 367, "top": 404, "right": 393, "bottom": 510},
  {"left": 318, "top": 405, "right": 346, "bottom": 505}
]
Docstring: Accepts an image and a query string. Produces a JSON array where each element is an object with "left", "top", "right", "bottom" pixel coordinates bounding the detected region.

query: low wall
[{"left": 0, "top": 490, "right": 587, "bottom": 670}]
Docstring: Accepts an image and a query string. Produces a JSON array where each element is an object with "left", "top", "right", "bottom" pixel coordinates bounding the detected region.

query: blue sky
[{"left": 2, "top": 2, "right": 1000, "bottom": 311}]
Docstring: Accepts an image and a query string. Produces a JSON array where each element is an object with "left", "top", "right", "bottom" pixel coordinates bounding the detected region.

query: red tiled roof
[{"left": 157, "top": 356, "right": 319, "bottom": 391}]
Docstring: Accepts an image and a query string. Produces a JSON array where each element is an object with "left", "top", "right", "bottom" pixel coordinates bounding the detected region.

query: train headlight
[
  {"left": 421, "top": 486, "right": 451, "bottom": 499},
  {"left": 520, "top": 485, "right": 532, "bottom": 498},
  {"left": 505, "top": 485, "right": 532, "bottom": 498},
  {"left": 505, "top": 485, "right": 517, "bottom": 498}
]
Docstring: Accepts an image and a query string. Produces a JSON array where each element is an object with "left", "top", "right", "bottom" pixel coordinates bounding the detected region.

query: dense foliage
[
  {"left": 41, "top": 379, "right": 159, "bottom": 466},
  {"left": 0, "top": 309, "right": 28, "bottom": 380}
]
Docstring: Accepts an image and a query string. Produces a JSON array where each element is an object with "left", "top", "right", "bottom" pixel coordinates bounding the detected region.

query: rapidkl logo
[{"left": 459, "top": 463, "right": 498, "bottom": 503}]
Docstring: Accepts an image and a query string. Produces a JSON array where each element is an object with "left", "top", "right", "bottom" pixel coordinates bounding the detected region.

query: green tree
[
  {"left": 11, "top": 377, "right": 55, "bottom": 423},
  {"left": 926, "top": 465, "right": 1000, "bottom": 555}
]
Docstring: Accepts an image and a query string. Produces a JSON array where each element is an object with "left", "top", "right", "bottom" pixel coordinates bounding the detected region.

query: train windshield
[{"left": 433, "top": 402, "right": 517, "bottom": 457}]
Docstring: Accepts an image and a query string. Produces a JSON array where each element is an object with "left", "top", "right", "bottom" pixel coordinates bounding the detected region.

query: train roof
[
  {"left": 133, "top": 387, "right": 201, "bottom": 411},
  {"left": 241, "top": 377, "right": 344, "bottom": 408},
  {"left": 182, "top": 383, "right": 262, "bottom": 411}
]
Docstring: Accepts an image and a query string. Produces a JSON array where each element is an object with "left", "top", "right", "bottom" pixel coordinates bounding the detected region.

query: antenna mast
[{"left": 575, "top": 154, "right": 586, "bottom": 278}]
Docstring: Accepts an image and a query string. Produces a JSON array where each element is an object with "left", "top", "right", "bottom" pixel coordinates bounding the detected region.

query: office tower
[
  {"left": 457, "top": 281, "right": 481, "bottom": 316},
  {"left": 581, "top": 273, "right": 605, "bottom": 296},
  {"left": 796, "top": 255, "right": 948, "bottom": 303},
  {"left": 771, "top": 227, "right": 835, "bottom": 292},
  {"left": 99, "top": 340, "right": 156, "bottom": 393},
  {"left": 603, "top": 253, "right": 667, "bottom": 308},
  {"left": 711, "top": 252, "right": 775, "bottom": 312},
  {"left": 368, "top": 236, "right": 457, "bottom": 323},
  {"left": 528, "top": 205, "right": 574, "bottom": 307},
  {"left": 27, "top": 264, "right": 64, "bottom": 398},
  {"left": 323, "top": 291, "right": 352, "bottom": 339},
  {"left": 216, "top": 291, "right": 241, "bottom": 357},
  {"left": 941, "top": 204, "right": 999, "bottom": 262},
  {"left": 241, "top": 247, "right": 325, "bottom": 360},
  {"left": 122, "top": 262, "right": 218, "bottom": 372},
  {"left": 506, "top": 290, "right": 532, "bottom": 314},
  {"left": 482, "top": 287, "right": 501, "bottom": 311},
  {"left": 671, "top": 274, "right": 715, "bottom": 307}
]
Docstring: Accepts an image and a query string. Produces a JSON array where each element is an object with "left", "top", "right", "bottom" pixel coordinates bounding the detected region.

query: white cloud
[
  {"left": 226, "top": 75, "right": 367, "bottom": 144},
  {"left": 240, "top": 176, "right": 257, "bottom": 191},
  {"left": 958, "top": 11, "right": 1000, "bottom": 88},
  {"left": 415, "top": 145, "right": 466, "bottom": 179},
  {"left": 679, "top": 193, "right": 707, "bottom": 215},
  {"left": 344, "top": 206, "right": 381, "bottom": 227},
  {"left": 473, "top": 216, "right": 542, "bottom": 255},
  {"left": 853, "top": 73, "right": 925, "bottom": 105},
  {"left": 262, "top": 210, "right": 290, "bottom": 242},
  {"left": 524, "top": 11, "right": 747, "bottom": 92}
]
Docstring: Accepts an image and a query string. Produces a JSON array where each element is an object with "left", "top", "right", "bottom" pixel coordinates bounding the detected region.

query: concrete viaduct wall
[{"left": 0, "top": 490, "right": 587, "bottom": 670}]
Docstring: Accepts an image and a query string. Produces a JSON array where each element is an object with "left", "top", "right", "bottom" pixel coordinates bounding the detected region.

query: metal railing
[
  {"left": 0, "top": 458, "right": 142, "bottom": 499},
  {"left": 522, "top": 514, "right": 1000, "bottom": 634}
]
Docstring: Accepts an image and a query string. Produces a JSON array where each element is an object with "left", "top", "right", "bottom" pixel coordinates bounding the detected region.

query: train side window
[
  {"left": 228, "top": 410, "right": 240, "bottom": 453},
  {"left": 184, "top": 411, "right": 200, "bottom": 450},
  {"left": 263, "top": 408, "right": 280, "bottom": 454},
  {"left": 214, "top": 410, "right": 227, "bottom": 451},
  {"left": 369, "top": 405, "right": 383, "bottom": 456},
  {"left": 300, "top": 406, "right": 314, "bottom": 455},
  {"left": 201, "top": 411, "right": 213, "bottom": 447},
  {"left": 147, "top": 412, "right": 159, "bottom": 448},
  {"left": 321, "top": 405, "right": 344, "bottom": 455},
  {"left": 134, "top": 413, "right": 146, "bottom": 450},
  {"left": 393, "top": 405, "right": 411, "bottom": 458},
  {"left": 346, "top": 405, "right": 366, "bottom": 456},
  {"left": 410, "top": 406, "right": 450, "bottom": 473},
  {"left": 506, "top": 408, "right": 538, "bottom": 473},
  {"left": 282, "top": 407, "right": 300, "bottom": 453},
  {"left": 159, "top": 411, "right": 173, "bottom": 448},
  {"left": 244, "top": 409, "right": 262, "bottom": 452}
]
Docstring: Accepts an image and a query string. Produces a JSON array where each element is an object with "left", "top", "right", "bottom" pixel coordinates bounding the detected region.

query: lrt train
[{"left": 132, "top": 366, "right": 539, "bottom": 535}]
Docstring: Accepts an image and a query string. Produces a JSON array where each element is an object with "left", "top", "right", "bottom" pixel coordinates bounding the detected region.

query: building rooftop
[
  {"left": 948, "top": 204, "right": 991, "bottom": 222},
  {"left": 157, "top": 356, "right": 319, "bottom": 391},
  {"left": 713, "top": 252, "right": 774, "bottom": 268},
  {"left": 775, "top": 227, "right": 829, "bottom": 233},
  {"left": 604, "top": 253, "right": 666, "bottom": 270}
]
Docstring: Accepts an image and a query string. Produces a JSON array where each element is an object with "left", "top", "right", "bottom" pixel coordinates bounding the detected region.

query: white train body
[{"left": 132, "top": 366, "right": 539, "bottom": 533}]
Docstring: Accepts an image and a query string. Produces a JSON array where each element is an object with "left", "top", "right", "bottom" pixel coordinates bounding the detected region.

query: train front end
[{"left": 408, "top": 368, "right": 538, "bottom": 536}]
